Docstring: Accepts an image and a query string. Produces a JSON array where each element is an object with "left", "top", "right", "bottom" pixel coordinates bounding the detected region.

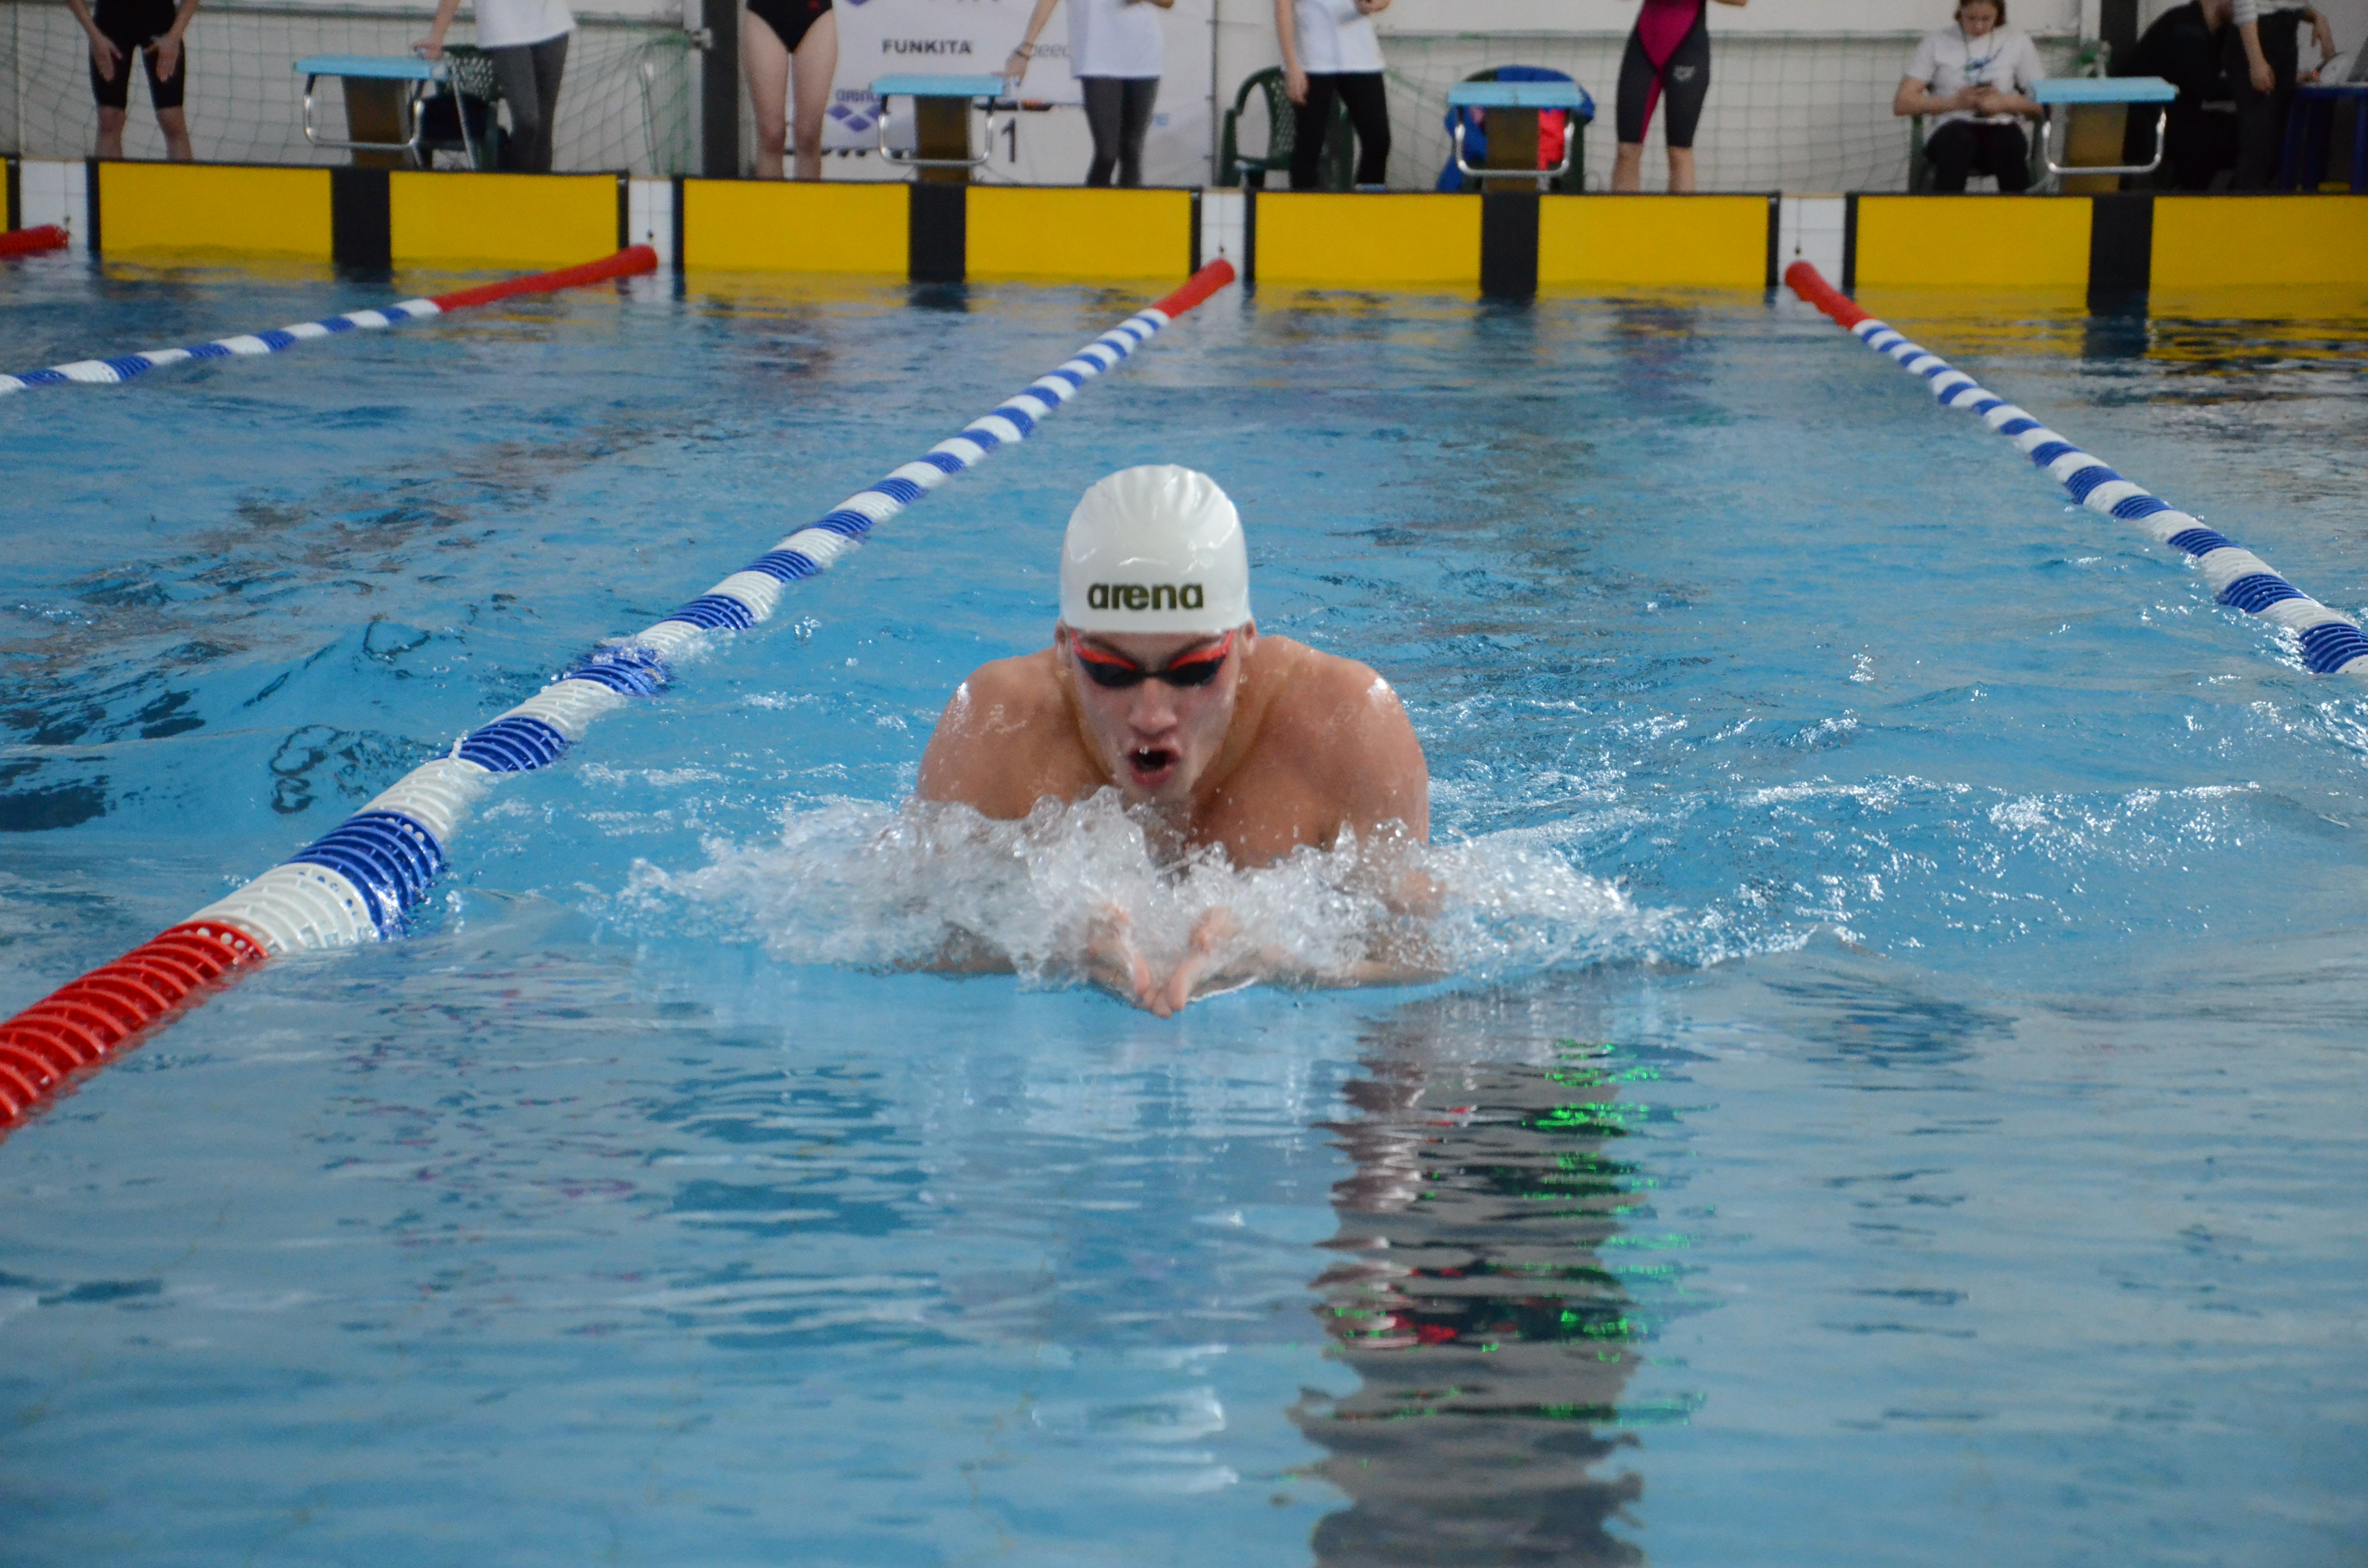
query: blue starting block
[
  {"left": 2033, "top": 76, "right": 2176, "bottom": 187},
  {"left": 870, "top": 74, "right": 1016, "bottom": 182},
  {"left": 1446, "top": 79, "right": 1593, "bottom": 188}
]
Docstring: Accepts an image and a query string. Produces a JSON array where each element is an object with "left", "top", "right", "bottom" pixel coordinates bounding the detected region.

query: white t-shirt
[
  {"left": 476, "top": 0, "right": 574, "bottom": 50},
  {"left": 1293, "top": 0, "right": 1383, "bottom": 76},
  {"left": 1069, "top": 0, "right": 1162, "bottom": 80},
  {"left": 1906, "top": 25, "right": 2045, "bottom": 126}
]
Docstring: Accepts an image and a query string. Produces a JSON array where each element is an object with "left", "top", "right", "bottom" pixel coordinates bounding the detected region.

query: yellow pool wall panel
[
  {"left": 1538, "top": 196, "right": 1770, "bottom": 288},
  {"left": 388, "top": 172, "right": 617, "bottom": 267},
  {"left": 2151, "top": 196, "right": 2368, "bottom": 287},
  {"left": 680, "top": 180, "right": 907, "bottom": 274},
  {"left": 97, "top": 162, "right": 332, "bottom": 258},
  {"left": 1256, "top": 193, "right": 1480, "bottom": 287},
  {"left": 1852, "top": 195, "right": 2090, "bottom": 290},
  {"left": 967, "top": 187, "right": 1190, "bottom": 280}
]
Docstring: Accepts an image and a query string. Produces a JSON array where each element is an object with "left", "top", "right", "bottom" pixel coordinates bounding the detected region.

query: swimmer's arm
[
  {"left": 915, "top": 655, "right": 1068, "bottom": 821},
  {"left": 1298, "top": 659, "right": 1431, "bottom": 851}
]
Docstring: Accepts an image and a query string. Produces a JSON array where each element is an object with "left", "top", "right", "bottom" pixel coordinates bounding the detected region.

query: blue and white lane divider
[
  {"left": 0, "top": 245, "right": 658, "bottom": 395},
  {"left": 0, "top": 299, "right": 441, "bottom": 392},
  {"left": 1786, "top": 262, "right": 2368, "bottom": 679},
  {"left": 177, "top": 261, "right": 1238, "bottom": 953}
]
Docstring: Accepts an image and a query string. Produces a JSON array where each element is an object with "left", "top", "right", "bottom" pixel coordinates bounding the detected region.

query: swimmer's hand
[
  {"left": 1083, "top": 904, "right": 1162, "bottom": 1013},
  {"left": 1135, "top": 906, "right": 1446, "bottom": 1017}
]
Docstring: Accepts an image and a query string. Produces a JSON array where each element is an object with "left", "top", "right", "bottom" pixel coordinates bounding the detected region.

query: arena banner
[{"left": 823, "top": 0, "right": 1215, "bottom": 185}]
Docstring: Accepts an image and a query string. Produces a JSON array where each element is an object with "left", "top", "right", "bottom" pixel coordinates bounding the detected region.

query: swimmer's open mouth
[{"left": 1129, "top": 747, "right": 1177, "bottom": 779}]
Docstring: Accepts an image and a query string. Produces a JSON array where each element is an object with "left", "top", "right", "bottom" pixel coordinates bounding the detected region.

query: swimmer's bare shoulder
[
  {"left": 915, "top": 649, "right": 1097, "bottom": 818},
  {"left": 1228, "top": 637, "right": 1430, "bottom": 845}
]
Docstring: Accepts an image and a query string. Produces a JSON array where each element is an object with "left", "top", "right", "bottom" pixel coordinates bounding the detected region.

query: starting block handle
[
  {"left": 1452, "top": 111, "right": 1575, "bottom": 189},
  {"left": 2038, "top": 107, "right": 2169, "bottom": 184}
]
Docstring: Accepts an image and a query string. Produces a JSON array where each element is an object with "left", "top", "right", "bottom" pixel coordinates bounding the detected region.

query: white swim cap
[{"left": 1058, "top": 466, "right": 1250, "bottom": 634}]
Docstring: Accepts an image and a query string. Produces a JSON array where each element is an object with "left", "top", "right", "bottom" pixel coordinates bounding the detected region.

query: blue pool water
[{"left": 2, "top": 254, "right": 2366, "bottom": 1566}]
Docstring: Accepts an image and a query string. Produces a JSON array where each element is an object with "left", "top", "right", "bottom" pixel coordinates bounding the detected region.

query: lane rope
[
  {"left": 0, "top": 245, "right": 657, "bottom": 395},
  {"left": 0, "top": 224, "right": 70, "bottom": 258},
  {"left": 0, "top": 259, "right": 1240, "bottom": 1133},
  {"left": 1785, "top": 261, "right": 2368, "bottom": 680}
]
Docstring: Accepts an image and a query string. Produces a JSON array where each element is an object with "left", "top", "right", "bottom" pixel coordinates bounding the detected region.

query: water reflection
[{"left": 1295, "top": 990, "right": 1665, "bottom": 1566}]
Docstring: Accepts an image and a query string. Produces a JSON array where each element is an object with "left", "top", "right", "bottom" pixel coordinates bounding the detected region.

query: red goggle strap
[
  {"left": 1070, "top": 639, "right": 1143, "bottom": 675},
  {"left": 1160, "top": 630, "right": 1235, "bottom": 676},
  {"left": 1067, "top": 630, "right": 1234, "bottom": 679}
]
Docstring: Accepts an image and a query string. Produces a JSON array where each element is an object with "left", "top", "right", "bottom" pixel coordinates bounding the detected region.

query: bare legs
[
  {"left": 93, "top": 80, "right": 192, "bottom": 159},
  {"left": 1611, "top": 141, "right": 1694, "bottom": 193},
  {"left": 742, "top": 7, "right": 837, "bottom": 180}
]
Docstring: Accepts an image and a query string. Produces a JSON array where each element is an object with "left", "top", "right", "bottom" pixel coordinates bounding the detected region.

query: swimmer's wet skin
[{"left": 915, "top": 465, "right": 1433, "bottom": 1016}]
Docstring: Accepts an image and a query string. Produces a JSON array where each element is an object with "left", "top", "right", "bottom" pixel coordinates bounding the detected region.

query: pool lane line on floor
[
  {"left": 1786, "top": 261, "right": 2368, "bottom": 680},
  {"left": 0, "top": 224, "right": 69, "bottom": 257},
  {"left": 0, "top": 258, "right": 1241, "bottom": 1136},
  {"left": 0, "top": 244, "right": 656, "bottom": 394}
]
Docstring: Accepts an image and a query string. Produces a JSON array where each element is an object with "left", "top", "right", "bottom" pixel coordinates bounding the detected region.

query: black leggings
[
  {"left": 491, "top": 33, "right": 568, "bottom": 174},
  {"left": 1081, "top": 76, "right": 1157, "bottom": 187},
  {"left": 1290, "top": 71, "right": 1389, "bottom": 189},
  {"left": 1614, "top": 5, "right": 1710, "bottom": 148},
  {"left": 1925, "top": 119, "right": 2030, "bottom": 194}
]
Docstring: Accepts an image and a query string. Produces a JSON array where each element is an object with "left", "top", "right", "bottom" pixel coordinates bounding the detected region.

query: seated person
[
  {"left": 916, "top": 465, "right": 1431, "bottom": 1016},
  {"left": 1895, "top": 0, "right": 2046, "bottom": 193}
]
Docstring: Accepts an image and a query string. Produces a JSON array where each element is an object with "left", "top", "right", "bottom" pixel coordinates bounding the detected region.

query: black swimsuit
[
  {"left": 88, "top": 0, "right": 187, "bottom": 112},
  {"left": 749, "top": 0, "right": 831, "bottom": 52}
]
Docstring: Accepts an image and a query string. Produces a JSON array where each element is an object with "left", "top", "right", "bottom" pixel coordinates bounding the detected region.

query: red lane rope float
[
  {"left": 0, "top": 224, "right": 70, "bottom": 257},
  {"left": 427, "top": 244, "right": 657, "bottom": 312},
  {"left": 0, "top": 921, "right": 267, "bottom": 1123},
  {"left": 1148, "top": 259, "right": 1237, "bottom": 322},
  {"left": 1784, "top": 259, "right": 1872, "bottom": 331}
]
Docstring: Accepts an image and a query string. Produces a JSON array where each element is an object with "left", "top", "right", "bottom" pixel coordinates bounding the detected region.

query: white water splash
[{"left": 620, "top": 791, "right": 1709, "bottom": 994}]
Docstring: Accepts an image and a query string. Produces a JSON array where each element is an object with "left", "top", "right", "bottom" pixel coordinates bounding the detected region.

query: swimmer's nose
[{"left": 1125, "top": 681, "right": 1182, "bottom": 733}]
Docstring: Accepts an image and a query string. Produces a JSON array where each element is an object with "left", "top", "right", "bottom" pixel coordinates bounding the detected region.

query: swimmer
[
  {"left": 1611, "top": 0, "right": 1748, "bottom": 194},
  {"left": 916, "top": 465, "right": 1431, "bottom": 1015}
]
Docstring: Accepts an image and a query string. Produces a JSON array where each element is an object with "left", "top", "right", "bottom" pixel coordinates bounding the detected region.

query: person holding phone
[
  {"left": 1895, "top": 0, "right": 2045, "bottom": 194},
  {"left": 1274, "top": 0, "right": 1392, "bottom": 190},
  {"left": 1005, "top": 0, "right": 1174, "bottom": 187}
]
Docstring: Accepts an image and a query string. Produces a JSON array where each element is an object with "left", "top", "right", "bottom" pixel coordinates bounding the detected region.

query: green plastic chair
[
  {"left": 1218, "top": 66, "right": 1354, "bottom": 189},
  {"left": 419, "top": 45, "right": 504, "bottom": 171}
]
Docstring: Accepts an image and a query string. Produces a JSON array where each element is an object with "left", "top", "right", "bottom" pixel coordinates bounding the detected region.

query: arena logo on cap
[{"left": 1086, "top": 583, "right": 1205, "bottom": 613}]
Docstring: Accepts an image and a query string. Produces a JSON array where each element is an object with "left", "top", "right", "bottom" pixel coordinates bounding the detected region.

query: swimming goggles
[{"left": 1069, "top": 630, "right": 1236, "bottom": 690}]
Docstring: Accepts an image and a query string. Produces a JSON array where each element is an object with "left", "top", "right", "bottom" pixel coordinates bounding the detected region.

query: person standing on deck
[
  {"left": 1003, "top": 0, "right": 1174, "bottom": 188},
  {"left": 67, "top": 0, "right": 199, "bottom": 161},
  {"left": 740, "top": 0, "right": 839, "bottom": 179},
  {"left": 1276, "top": 0, "right": 1393, "bottom": 189},
  {"left": 1611, "top": 0, "right": 1748, "bottom": 193},
  {"left": 419, "top": 0, "right": 577, "bottom": 173}
]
